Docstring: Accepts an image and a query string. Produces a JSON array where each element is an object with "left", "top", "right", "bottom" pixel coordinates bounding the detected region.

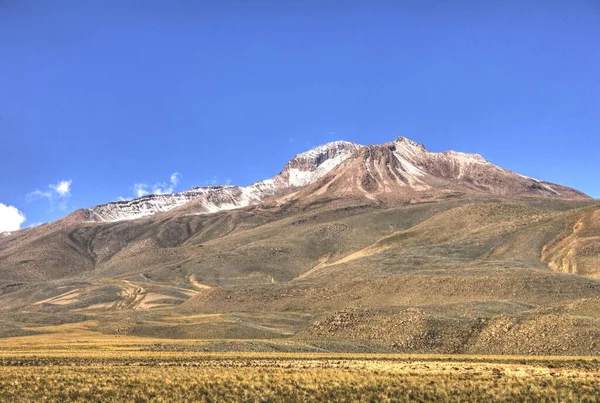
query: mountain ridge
[
  {"left": 62, "top": 136, "right": 589, "bottom": 226},
  {"left": 77, "top": 140, "right": 363, "bottom": 223}
]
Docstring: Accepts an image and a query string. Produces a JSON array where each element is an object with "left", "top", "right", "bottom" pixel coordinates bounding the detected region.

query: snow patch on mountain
[
  {"left": 288, "top": 153, "right": 355, "bottom": 187},
  {"left": 285, "top": 141, "right": 363, "bottom": 187},
  {"left": 85, "top": 188, "right": 215, "bottom": 222},
  {"left": 84, "top": 141, "right": 362, "bottom": 222}
]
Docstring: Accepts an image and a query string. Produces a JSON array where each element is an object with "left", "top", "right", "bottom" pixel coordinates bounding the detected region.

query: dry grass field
[
  {"left": 3, "top": 361, "right": 600, "bottom": 402},
  {"left": 1, "top": 328, "right": 600, "bottom": 402}
]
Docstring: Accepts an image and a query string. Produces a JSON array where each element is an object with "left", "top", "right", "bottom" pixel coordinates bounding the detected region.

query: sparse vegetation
[
  {"left": 2, "top": 352, "right": 600, "bottom": 402},
  {"left": 1, "top": 333, "right": 600, "bottom": 401}
]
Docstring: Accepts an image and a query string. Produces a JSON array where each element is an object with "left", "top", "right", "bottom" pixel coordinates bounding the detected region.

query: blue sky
[{"left": 1, "top": 1, "right": 598, "bottom": 230}]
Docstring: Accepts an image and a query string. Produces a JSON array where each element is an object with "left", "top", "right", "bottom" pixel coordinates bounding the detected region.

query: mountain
[
  {"left": 73, "top": 137, "right": 586, "bottom": 223},
  {"left": 1, "top": 136, "right": 599, "bottom": 355},
  {"left": 285, "top": 137, "right": 588, "bottom": 207},
  {"left": 82, "top": 141, "right": 362, "bottom": 222}
]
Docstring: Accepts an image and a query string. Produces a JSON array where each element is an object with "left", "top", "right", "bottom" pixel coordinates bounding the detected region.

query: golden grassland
[
  {"left": 3, "top": 364, "right": 600, "bottom": 403},
  {"left": 1, "top": 323, "right": 600, "bottom": 402}
]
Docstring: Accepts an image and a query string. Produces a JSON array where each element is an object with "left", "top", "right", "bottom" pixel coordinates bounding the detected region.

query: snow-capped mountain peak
[
  {"left": 82, "top": 141, "right": 363, "bottom": 222},
  {"left": 74, "top": 136, "right": 589, "bottom": 223}
]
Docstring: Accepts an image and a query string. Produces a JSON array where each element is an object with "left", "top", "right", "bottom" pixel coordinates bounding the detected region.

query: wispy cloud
[
  {"left": 26, "top": 189, "right": 53, "bottom": 202},
  {"left": 0, "top": 203, "right": 26, "bottom": 232},
  {"left": 170, "top": 172, "right": 181, "bottom": 187},
  {"left": 205, "top": 176, "right": 218, "bottom": 186},
  {"left": 153, "top": 172, "right": 180, "bottom": 194},
  {"left": 204, "top": 175, "right": 233, "bottom": 186},
  {"left": 51, "top": 180, "right": 72, "bottom": 197},
  {"left": 26, "top": 179, "right": 73, "bottom": 211},
  {"left": 133, "top": 183, "right": 150, "bottom": 198},
  {"left": 130, "top": 172, "right": 181, "bottom": 198}
]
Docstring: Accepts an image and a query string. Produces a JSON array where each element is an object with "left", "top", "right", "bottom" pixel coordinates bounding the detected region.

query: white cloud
[
  {"left": 225, "top": 178, "right": 232, "bottom": 185},
  {"left": 26, "top": 179, "right": 73, "bottom": 211},
  {"left": 130, "top": 172, "right": 181, "bottom": 198},
  {"left": 51, "top": 180, "right": 72, "bottom": 197},
  {"left": 170, "top": 172, "right": 181, "bottom": 187},
  {"left": 0, "top": 203, "right": 26, "bottom": 232},
  {"left": 133, "top": 183, "right": 150, "bottom": 198},
  {"left": 152, "top": 183, "right": 174, "bottom": 195},
  {"left": 26, "top": 189, "right": 53, "bottom": 202}
]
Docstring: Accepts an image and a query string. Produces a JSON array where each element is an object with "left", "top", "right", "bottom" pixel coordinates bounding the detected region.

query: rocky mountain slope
[
  {"left": 285, "top": 137, "right": 588, "bottom": 206},
  {"left": 0, "top": 136, "right": 598, "bottom": 355}
]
